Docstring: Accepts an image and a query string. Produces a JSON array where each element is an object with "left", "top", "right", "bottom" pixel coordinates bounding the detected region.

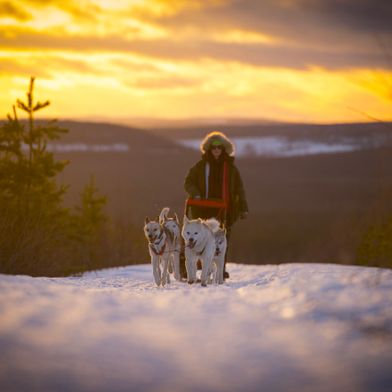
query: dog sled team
[
  {"left": 144, "top": 208, "right": 227, "bottom": 286},
  {"left": 144, "top": 131, "right": 249, "bottom": 287}
]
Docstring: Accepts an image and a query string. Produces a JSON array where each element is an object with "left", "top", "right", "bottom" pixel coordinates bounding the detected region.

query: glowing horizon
[{"left": 1, "top": 0, "right": 391, "bottom": 124}]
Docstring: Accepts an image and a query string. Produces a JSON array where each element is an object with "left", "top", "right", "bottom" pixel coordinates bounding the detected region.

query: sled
[
  {"left": 185, "top": 197, "right": 228, "bottom": 224},
  {"left": 184, "top": 162, "right": 229, "bottom": 225}
]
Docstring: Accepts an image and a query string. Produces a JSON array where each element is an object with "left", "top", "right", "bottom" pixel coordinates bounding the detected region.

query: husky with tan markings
[{"left": 144, "top": 207, "right": 181, "bottom": 286}]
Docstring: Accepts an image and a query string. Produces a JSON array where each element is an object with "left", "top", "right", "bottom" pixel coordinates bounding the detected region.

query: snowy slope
[{"left": 1, "top": 263, "right": 392, "bottom": 392}]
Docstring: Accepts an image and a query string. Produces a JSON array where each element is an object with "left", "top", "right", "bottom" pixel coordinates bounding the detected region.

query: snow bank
[{"left": 0, "top": 263, "right": 391, "bottom": 392}]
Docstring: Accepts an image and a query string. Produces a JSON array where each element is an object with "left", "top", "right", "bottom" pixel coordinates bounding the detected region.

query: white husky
[
  {"left": 144, "top": 207, "right": 181, "bottom": 286},
  {"left": 211, "top": 227, "right": 227, "bottom": 284},
  {"left": 182, "top": 216, "right": 220, "bottom": 287}
]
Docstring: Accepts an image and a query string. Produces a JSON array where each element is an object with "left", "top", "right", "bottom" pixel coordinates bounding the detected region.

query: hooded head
[{"left": 200, "top": 131, "right": 235, "bottom": 157}]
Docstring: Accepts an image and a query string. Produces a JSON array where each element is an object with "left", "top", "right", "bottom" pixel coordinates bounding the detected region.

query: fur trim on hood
[{"left": 200, "top": 131, "right": 235, "bottom": 156}]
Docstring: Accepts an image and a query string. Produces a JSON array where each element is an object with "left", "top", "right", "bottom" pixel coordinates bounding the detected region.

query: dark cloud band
[{"left": 1, "top": 0, "right": 391, "bottom": 70}]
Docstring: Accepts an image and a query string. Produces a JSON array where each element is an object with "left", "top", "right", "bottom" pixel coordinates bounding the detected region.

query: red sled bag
[{"left": 184, "top": 162, "right": 229, "bottom": 224}]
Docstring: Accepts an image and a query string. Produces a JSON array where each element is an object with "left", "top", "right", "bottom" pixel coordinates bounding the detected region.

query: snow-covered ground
[
  {"left": 34, "top": 134, "right": 389, "bottom": 157},
  {"left": 23, "top": 143, "right": 130, "bottom": 153},
  {"left": 1, "top": 263, "right": 392, "bottom": 392},
  {"left": 178, "top": 136, "right": 386, "bottom": 157}
]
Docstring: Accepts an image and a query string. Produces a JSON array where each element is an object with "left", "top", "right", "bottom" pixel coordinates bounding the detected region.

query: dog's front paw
[
  {"left": 188, "top": 280, "right": 194, "bottom": 285},
  {"left": 201, "top": 281, "right": 207, "bottom": 287}
]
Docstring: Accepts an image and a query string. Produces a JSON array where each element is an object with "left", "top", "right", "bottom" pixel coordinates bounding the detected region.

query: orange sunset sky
[{"left": 1, "top": 0, "right": 391, "bottom": 124}]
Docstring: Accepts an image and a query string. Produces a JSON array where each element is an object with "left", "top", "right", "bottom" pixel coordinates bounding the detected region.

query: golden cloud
[
  {"left": 0, "top": 1, "right": 31, "bottom": 20},
  {"left": 0, "top": 0, "right": 391, "bottom": 123}
]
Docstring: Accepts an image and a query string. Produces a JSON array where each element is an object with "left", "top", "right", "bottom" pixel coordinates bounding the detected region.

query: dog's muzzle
[
  {"left": 148, "top": 234, "right": 157, "bottom": 243},
  {"left": 187, "top": 238, "right": 196, "bottom": 249}
]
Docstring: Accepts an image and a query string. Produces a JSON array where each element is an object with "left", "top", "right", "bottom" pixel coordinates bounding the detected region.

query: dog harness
[
  {"left": 196, "top": 244, "right": 206, "bottom": 256},
  {"left": 149, "top": 229, "right": 166, "bottom": 256}
]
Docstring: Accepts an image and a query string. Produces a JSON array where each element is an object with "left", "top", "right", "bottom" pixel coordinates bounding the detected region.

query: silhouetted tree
[
  {"left": 357, "top": 219, "right": 392, "bottom": 268},
  {"left": 354, "top": 40, "right": 392, "bottom": 269},
  {"left": 0, "top": 77, "right": 109, "bottom": 276},
  {"left": 72, "top": 176, "right": 108, "bottom": 268}
]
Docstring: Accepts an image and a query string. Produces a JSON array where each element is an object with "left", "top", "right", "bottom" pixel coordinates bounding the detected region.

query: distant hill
[
  {"left": 56, "top": 121, "right": 199, "bottom": 222},
  {"left": 52, "top": 120, "right": 392, "bottom": 266},
  {"left": 146, "top": 120, "right": 392, "bottom": 140},
  {"left": 70, "top": 116, "right": 283, "bottom": 129}
]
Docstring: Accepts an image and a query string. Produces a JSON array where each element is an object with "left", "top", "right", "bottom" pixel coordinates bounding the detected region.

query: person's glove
[{"left": 240, "top": 211, "right": 248, "bottom": 220}]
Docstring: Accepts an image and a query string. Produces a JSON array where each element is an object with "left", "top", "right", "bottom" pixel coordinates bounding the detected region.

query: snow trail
[{"left": 0, "top": 263, "right": 391, "bottom": 392}]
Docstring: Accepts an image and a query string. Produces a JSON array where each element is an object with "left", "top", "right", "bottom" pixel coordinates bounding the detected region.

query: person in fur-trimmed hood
[{"left": 183, "top": 131, "right": 249, "bottom": 279}]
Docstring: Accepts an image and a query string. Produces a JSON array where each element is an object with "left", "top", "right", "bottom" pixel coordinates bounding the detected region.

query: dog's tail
[
  {"left": 204, "top": 218, "right": 220, "bottom": 233},
  {"left": 159, "top": 207, "right": 170, "bottom": 224}
]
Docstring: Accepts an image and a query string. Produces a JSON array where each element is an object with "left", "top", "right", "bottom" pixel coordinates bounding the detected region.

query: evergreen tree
[
  {"left": 16, "top": 77, "right": 68, "bottom": 215},
  {"left": 0, "top": 77, "right": 109, "bottom": 275},
  {"left": 72, "top": 176, "right": 108, "bottom": 267},
  {"left": 357, "top": 218, "right": 392, "bottom": 268},
  {"left": 0, "top": 78, "right": 71, "bottom": 273}
]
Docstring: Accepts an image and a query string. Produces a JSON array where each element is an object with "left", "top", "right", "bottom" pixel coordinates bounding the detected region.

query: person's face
[{"left": 211, "top": 145, "right": 223, "bottom": 159}]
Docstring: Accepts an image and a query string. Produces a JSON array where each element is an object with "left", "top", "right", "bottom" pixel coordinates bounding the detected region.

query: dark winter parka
[{"left": 184, "top": 132, "right": 248, "bottom": 227}]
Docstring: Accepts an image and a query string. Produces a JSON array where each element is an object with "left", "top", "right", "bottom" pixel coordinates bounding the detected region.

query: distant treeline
[{"left": 229, "top": 153, "right": 392, "bottom": 268}]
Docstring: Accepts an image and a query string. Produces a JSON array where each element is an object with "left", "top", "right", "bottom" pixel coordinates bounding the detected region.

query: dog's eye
[
  {"left": 154, "top": 228, "right": 157, "bottom": 232},
  {"left": 186, "top": 231, "right": 190, "bottom": 235},
  {"left": 195, "top": 232, "right": 198, "bottom": 235}
]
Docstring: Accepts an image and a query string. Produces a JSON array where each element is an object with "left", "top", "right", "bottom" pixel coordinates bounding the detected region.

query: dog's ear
[
  {"left": 160, "top": 212, "right": 167, "bottom": 224},
  {"left": 197, "top": 218, "right": 203, "bottom": 223},
  {"left": 183, "top": 215, "right": 189, "bottom": 224},
  {"left": 174, "top": 213, "right": 179, "bottom": 224},
  {"left": 145, "top": 217, "right": 150, "bottom": 224}
]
